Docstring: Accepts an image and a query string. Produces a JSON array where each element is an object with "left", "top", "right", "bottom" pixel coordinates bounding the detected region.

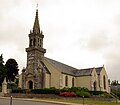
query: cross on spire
[{"left": 36, "top": 3, "right": 38, "bottom": 9}]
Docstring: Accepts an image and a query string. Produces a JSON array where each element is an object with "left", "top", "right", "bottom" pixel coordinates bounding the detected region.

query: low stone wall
[
  {"left": 5, "top": 93, "right": 116, "bottom": 102},
  {"left": 5, "top": 93, "right": 61, "bottom": 99}
]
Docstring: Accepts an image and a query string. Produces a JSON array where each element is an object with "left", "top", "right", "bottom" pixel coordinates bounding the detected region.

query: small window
[
  {"left": 72, "top": 77, "right": 74, "bottom": 87},
  {"left": 65, "top": 76, "right": 68, "bottom": 86},
  {"left": 103, "top": 75, "right": 106, "bottom": 89}
]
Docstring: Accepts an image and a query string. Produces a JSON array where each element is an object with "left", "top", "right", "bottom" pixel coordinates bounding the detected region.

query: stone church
[{"left": 19, "top": 9, "right": 110, "bottom": 93}]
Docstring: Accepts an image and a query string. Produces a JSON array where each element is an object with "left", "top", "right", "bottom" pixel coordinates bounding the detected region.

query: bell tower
[
  {"left": 26, "top": 9, "right": 46, "bottom": 58},
  {"left": 25, "top": 8, "right": 46, "bottom": 89}
]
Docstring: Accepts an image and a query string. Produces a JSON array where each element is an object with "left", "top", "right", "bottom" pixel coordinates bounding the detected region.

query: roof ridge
[
  {"left": 45, "top": 57, "right": 79, "bottom": 70},
  {"left": 44, "top": 57, "right": 79, "bottom": 76}
]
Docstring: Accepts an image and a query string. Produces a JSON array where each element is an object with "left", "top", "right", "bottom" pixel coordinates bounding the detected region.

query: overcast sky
[{"left": 0, "top": 0, "right": 120, "bottom": 82}]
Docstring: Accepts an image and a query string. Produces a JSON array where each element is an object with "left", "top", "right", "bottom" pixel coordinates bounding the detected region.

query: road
[{"left": 0, "top": 98, "right": 61, "bottom": 105}]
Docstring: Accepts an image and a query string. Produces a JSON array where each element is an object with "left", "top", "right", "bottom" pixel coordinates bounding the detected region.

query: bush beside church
[{"left": 12, "top": 87, "right": 112, "bottom": 98}]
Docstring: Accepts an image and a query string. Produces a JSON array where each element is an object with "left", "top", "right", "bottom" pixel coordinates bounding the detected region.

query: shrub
[
  {"left": 59, "top": 92, "right": 70, "bottom": 97},
  {"left": 12, "top": 87, "right": 59, "bottom": 94},
  {"left": 89, "top": 91, "right": 104, "bottom": 96},
  {"left": 8, "top": 82, "right": 17, "bottom": 90},
  {"left": 76, "top": 91, "right": 90, "bottom": 98},
  {"left": 112, "top": 90, "right": 120, "bottom": 99},
  {"left": 60, "top": 87, "right": 89, "bottom": 93},
  {"left": 49, "top": 87, "right": 56, "bottom": 90},
  {"left": 12, "top": 89, "right": 27, "bottom": 93},
  {"left": 60, "top": 87, "right": 69, "bottom": 92},
  {"left": 26, "top": 89, "right": 31, "bottom": 94},
  {"left": 101, "top": 92, "right": 113, "bottom": 98},
  {"left": 31, "top": 88, "right": 59, "bottom": 94},
  {"left": 68, "top": 87, "right": 81, "bottom": 92},
  {"left": 59, "top": 92, "right": 77, "bottom": 97},
  {"left": 80, "top": 87, "right": 89, "bottom": 92}
]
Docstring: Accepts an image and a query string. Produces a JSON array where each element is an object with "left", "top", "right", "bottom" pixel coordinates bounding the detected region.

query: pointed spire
[
  {"left": 33, "top": 6, "right": 40, "bottom": 34},
  {"left": 0, "top": 54, "right": 4, "bottom": 64}
]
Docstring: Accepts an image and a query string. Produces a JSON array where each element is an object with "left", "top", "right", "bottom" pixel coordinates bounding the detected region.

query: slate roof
[
  {"left": 44, "top": 57, "right": 78, "bottom": 76},
  {"left": 75, "top": 68, "right": 93, "bottom": 76},
  {"left": 43, "top": 57, "right": 103, "bottom": 77}
]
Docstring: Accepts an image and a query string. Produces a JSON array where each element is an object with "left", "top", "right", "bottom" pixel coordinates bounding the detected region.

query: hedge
[
  {"left": 76, "top": 91, "right": 91, "bottom": 98},
  {"left": 31, "top": 88, "right": 60, "bottom": 94},
  {"left": 12, "top": 87, "right": 112, "bottom": 99},
  {"left": 89, "top": 91, "right": 104, "bottom": 95},
  {"left": 12, "top": 88, "right": 60, "bottom": 94},
  {"left": 12, "top": 89, "right": 27, "bottom": 93}
]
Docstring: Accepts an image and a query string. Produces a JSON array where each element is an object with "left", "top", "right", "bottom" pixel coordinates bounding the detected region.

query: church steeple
[
  {"left": 24, "top": 6, "right": 46, "bottom": 89},
  {"left": 33, "top": 9, "right": 40, "bottom": 34},
  {"left": 26, "top": 7, "right": 46, "bottom": 56}
]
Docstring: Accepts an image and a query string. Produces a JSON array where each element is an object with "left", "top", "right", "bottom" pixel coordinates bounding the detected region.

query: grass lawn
[{"left": 45, "top": 98, "right": 120, "bottom": 105}]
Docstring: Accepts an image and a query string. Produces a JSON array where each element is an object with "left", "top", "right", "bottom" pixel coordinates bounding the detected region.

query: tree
[
  {"left": 5, "top": 58, "right": 19, "bottom": 82},
  {"left": 111, "top": 80, "right": 119, "bottom": 86},
  {"left": 0, "top": 54, "right": 6, "bottom": 86}
]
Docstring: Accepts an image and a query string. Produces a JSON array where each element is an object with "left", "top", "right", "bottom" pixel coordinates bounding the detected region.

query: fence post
[
  {"left": 10, "top": 96, "right": 12, "bottom": 105},
  {"left": 83, "top": 96, "right": 84, "bottom": 105}
]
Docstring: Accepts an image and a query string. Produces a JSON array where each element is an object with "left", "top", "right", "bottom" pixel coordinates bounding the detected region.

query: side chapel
[{"left": 19, "top": 8, "right": 110, "bottom": 93}]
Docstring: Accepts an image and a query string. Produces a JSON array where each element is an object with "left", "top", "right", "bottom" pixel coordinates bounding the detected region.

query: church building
[{"left": 19, "top": 8, "right": 110, "bottom": 93}]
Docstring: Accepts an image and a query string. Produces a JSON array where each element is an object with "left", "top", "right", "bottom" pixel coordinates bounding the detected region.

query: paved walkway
[
  {"left": 0, "top": 95, "right": 82, "bottom": 105},
  {"left": 14, "top": 98, "right": 82, "bottom": 105},
  {"left": 0, "top": 93, "right": 119, "bottom": 105}
]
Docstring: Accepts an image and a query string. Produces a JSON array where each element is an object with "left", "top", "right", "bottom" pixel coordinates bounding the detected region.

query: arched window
[
  {"left": 40, "top": 39, "right": 42, "bottom": 47},
  {"left": 72, "top": 77, "right": 74, "bottom": 87},
  {"left": 103, "top": 75, "right": 106, "bottom": 89},
  {"left": 30, "top": 39, "right": 32, "bottom": 47},
  {"left": 38, "top": 38, "right": 40, "bottom": 46},
  {"left": 33, "top": 38, "right": 36, "bottom": 46},
  {"left": 93, "top": 81, "right": 97, "bottom": 91},
  {"left": 65, "top": 76, "right": 68, "bottom": 86},
  {"left": 28, "top": 80, "right": 33, "bottom": 89}
]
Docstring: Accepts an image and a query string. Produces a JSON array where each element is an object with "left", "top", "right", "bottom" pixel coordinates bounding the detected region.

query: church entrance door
[
  {"left": 28, "top": 80, "right": 33, "bottom": 89},
  {"left": 93, "top": 81, "right": 97, "bottom": 91}
]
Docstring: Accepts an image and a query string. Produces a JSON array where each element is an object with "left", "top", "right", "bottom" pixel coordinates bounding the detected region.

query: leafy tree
[
  {"left": 111, "top": 80, "right": 119, "bottom": 86},
  {"left": 5, "top": 58, "right": 19, "bottom": 82},
  {"left": 0, "top": 54, "right": 6, "bottom": 86}
]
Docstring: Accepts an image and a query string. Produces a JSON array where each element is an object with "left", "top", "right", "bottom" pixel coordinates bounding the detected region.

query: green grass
[{"left": 45, "top": 98, "right": 120, "bottom": 105}]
